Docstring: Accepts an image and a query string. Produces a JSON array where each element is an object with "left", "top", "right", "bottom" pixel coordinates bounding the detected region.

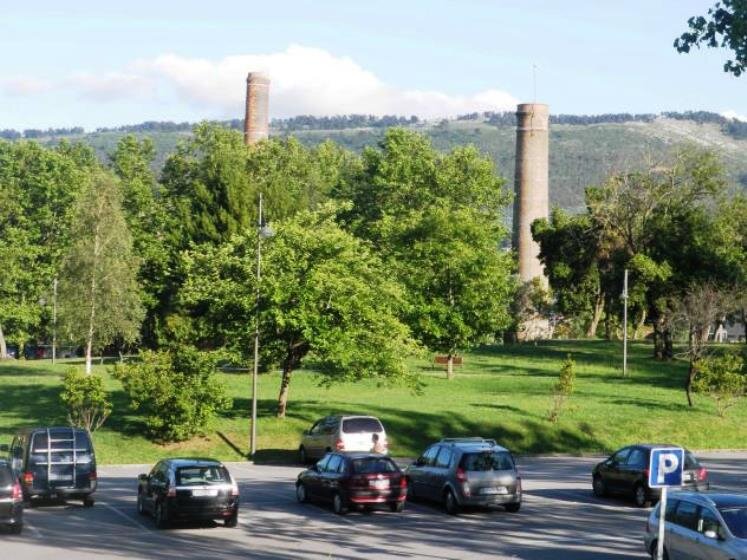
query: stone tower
[
  {"left": 513, "top": 103, "right": 549, "bottom": 282},
  {"left": 244, "top": 72, "right": 270, "bottom": 145}
]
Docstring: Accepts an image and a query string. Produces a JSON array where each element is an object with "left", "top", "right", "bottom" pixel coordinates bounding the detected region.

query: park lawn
[{"left": 0, "top": 340, "right": 744, "bottom": 465}]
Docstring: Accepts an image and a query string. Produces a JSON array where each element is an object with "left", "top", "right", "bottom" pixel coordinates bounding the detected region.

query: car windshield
[
  {"left": 342, "top": 418, "right": 383, "bottom": 434},
  {"left": 352, "top": 458, "right": 398, "bottom": 474},
  {"left": 719, "top": 507, "right": 747, "bottom": 538},
  {"left": 176, "top": 466, "right": 229, "bottom": 486},
  {"left": 460, "top": 451, "right": 515, "bottom": 471}
]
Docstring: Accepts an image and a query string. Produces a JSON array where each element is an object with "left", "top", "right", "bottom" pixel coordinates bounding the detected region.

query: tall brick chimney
[{"left": 244, "top": 72, "right": 270, "bottom": 145}]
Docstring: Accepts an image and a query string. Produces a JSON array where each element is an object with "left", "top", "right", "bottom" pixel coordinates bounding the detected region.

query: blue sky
[{"left": 2, "top": 0, "right": 744, "bottom": 130}]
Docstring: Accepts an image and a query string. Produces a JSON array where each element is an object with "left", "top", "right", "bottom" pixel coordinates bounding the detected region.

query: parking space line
[
  {"left": 23, "top": 518, "right": 43, "bottom": 538},
  {"left": 99, "top": 502, "right": 153, "bottom": 532}
]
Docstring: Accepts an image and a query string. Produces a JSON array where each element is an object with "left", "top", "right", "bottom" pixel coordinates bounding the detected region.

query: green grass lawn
[{"left": 0, "top": 340, "right": 744, "bottom": 465}]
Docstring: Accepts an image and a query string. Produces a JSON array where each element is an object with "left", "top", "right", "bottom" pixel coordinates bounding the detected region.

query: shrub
[
  {"left": 60, "top": 369, "right": 112, "bottom": 433},
  {"left": 113, "top": 346, "right": 232, "bottom": 442},
  {"left": 693, "top": 350, "right": 746, "bottom": 418},
  {"left": 548, "top": 354, "right": 575, "bottom": 423}
]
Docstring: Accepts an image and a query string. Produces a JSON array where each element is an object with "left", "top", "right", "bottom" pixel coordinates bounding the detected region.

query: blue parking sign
[{"left": 648, "top": 447, "right": 684, "bottom": 488}]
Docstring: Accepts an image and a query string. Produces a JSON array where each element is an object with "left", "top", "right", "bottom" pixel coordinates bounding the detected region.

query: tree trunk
[
  {"left": 664, "top": 328, "right": 673, "bottom": 360},
  {"left": 685, "top": 359, "right": 696, "bottom": 407},
  {"left": 633, "top": 309, "right": 647, "bottom": 340},
  {"left": 277, "top": 366, "right": 292, "bottom": 418},
  {"left": 447, "top": 355, "right": 454, "bottom": 380},
  {"left": 0, "top": 322, "right": 6, "bottom": 359},
  {"left": 653, "top": 321, "right": 663, "bottom": 360},
  {"left": 586, "top": 291, "right": 604, "bottom": 338}
]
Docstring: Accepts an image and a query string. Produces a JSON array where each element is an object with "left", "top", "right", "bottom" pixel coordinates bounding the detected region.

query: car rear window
[
  {"left": 352, "top": 458, "right": 398, "bottom": 474},
  {"left": 176, "top": 466, "right": 229, "bottom": 486},
  {"left": 460, "top": 451, "right": 515, "bottom": 471},
  {"left": 31, "top": 429, "right": 91, "bottom": 452},
  {"left": 719, "top": 507, "right": 747, "bottom": 538},
  {"left": 0, "top": 465, "right": 13, "bottom": 486},
  {"left": 342, "top": 418, "right": 383, "bottom": 434}
]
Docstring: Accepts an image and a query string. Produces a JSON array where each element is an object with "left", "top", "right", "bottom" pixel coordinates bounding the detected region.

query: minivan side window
[
  {"left": 435, "top": 447, "right": 452, "bottom": 469},
  {"left": 674, "top": 500, "right": 700, "bottom": 531},
  {"left": 422, "top": 446, "right": 440, "bottom": 466}
]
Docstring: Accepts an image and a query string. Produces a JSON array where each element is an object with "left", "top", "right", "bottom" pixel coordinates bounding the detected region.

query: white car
[{"left": 299, "top": 415, "right": 388, "bottom": 463}]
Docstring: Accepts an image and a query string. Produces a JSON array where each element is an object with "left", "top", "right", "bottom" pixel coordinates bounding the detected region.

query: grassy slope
[{"left": 0, "top": 340, "right": 743, "bottom": 465}]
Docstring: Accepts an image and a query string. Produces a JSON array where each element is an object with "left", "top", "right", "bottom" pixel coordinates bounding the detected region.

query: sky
[{"left": 1, "top": 0, "right": 745, "bottom": 130}]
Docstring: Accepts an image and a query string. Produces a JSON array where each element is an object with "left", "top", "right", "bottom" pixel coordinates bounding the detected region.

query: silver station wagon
[{"left": 299, "top": 415, "right": 388, "bottom": 463}]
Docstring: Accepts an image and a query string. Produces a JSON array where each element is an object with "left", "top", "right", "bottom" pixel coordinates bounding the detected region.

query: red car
[{"left": 296, "top": 452, "right": 407, "bottom": 514}]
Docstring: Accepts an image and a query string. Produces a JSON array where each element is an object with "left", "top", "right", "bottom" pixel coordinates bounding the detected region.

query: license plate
[
  {"left": 370, "top": 479, "right": 390, "bottom": 490},
  {"left": 685, "top": 473, "right": 693, "bottom": 482},
  {"left": 192, "top": 489, "right": 218, "bottom": 497},
  {"left": 480, "top": 487, "right": 508, "bottom": 495}
]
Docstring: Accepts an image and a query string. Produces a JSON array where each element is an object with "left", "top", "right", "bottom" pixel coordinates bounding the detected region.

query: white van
[{"left": 299, "top": 415, "right": 388, "bottom": 463}]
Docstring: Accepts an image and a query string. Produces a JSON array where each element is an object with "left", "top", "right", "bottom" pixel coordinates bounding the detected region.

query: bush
[
  {"left": 60, "top": 369, "right": 112, "bottom": 432},
  {"left": 693, "top": 350, "right": 746, "bottom": 418},
  {"left": 113, "top": 346, "right": 232, "bottom": 442},
  {"left": 548, "top": 354, "right": 575, "bottom": 423}
]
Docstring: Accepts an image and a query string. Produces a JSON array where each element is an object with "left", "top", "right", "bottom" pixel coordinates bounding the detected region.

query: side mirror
[
  {"left": 703, "top": 529, "right": 719, "bottom": 540},
  {"left": 0, "top": 444, "right": 8, "bottom": 453}
]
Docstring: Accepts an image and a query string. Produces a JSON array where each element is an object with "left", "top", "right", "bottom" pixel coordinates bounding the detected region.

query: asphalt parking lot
[{"left": 3, "top": 453, "right": 746, "bottom": 559}]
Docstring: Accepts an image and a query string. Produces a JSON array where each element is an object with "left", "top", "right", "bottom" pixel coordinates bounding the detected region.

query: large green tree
[
  {"left": 58, "top": 170, "right": 144, "bottom": 373},
  {"left": 675, "top": 0, "right": 747, "bottom": 76},
  {"left": 182, "top": 204, "right": 418, "bottom": 417}
]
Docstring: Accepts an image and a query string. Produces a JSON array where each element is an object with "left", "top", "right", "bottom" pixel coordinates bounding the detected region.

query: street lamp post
[
  {"left": 250, "top": 193, "right": 272, "bottom": 461},
  {"left": 52, "top": 276, "right": 58, "bottom": 365},
  {"left": 622, "top": 268, "right": 628, "bottom": 377}
]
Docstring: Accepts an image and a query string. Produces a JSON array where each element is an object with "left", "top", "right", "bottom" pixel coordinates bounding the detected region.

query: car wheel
[
  {"left": 389, "top": 501, "right": 405, "bottom": 513},
  {"left": 224, "top": 509, "right": 239, "bottom": 528},
  {"left": 634, "top": 484, "right": 650, "bottom": 508},
  {"left": 137, "top": 493, "right": 146, "bottom": 515},
  {"left": 444, "top": 489, "right": 460, "bottom": 515},
  {"left": 83, "top": 496, "right": 94, "bottom": 508},
  {"left": 505, "top": 502, "right": 521, "bottom": 513},
  {"left": 299, "top": 446, "right": 308, "bottom": 465},
  {"left": 332, "top": 492, "right": 347, "bottom": 515},
  {"left": 9, "top": 523, "right": 23, "bottom": 535},
  {"left": 296, "top": 483, "right": 308, "bottom": 503},
  {"left": 592, "top": 475, "right": 607, "bottom": 498},
  {"left": 154, "top": 501, "right": 169, "bottom": 529}
]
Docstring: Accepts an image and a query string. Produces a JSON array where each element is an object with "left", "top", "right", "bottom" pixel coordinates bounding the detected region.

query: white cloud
[
  {"left": 3, "top": 45, "right": 518, "bottom": 119},
  {"left": 2, "top": 77, "right": 53, "bottom": 96},
  {"left": 721, "top": 110, "right": 747, "bottom": 122}
]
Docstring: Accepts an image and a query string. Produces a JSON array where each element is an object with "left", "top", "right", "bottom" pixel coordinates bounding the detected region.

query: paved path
[{"left": 3, "top": 453, "right": 746, "bottom": 559}]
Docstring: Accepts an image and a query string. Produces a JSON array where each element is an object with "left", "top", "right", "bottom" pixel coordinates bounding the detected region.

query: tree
[
  {"left": 58, "top": 171, "right": 144, "bottom": 374},
  {"left": 181, "top": 204, "right": 418, "bottom": 418},
  {"left": 675, "top": 0, "right": 747, "bottom": 76},
  {"left": 60, "top": 368, "right": 112, "bottom": 432},
  {"left": 548, "top": 354, "right": 576, "bottom": 423},
  {"left": 693, "top": 350, "right": 746, "bottom": 417}
]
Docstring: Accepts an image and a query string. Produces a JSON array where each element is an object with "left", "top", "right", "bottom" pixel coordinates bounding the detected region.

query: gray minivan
[
  {"left": 644, "top": 492, "right": 747, "bottom": 559},
  {"left": 406, "top": 438, "right": 521, "bottom": 515},
  {"left": 5, "top": 427, "right": 97, "bottom": 506}
]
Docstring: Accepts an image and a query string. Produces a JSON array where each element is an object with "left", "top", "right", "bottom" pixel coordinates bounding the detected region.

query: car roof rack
[{"left": 440, "top": 438, "right": 496, "bottom": 446}]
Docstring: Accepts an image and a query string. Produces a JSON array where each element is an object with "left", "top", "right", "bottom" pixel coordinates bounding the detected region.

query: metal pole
[
  {"left": 656, "top": 486, "right": 667, "bottom": 560},
  {"left": 250, "top": 193, "right": 262, "bottom": 460},
  {"left": 52, "top": 277, "right": 58, "bottom": 365},
  {"left": 622, "top": 269, "right": 628, "bottom": 377}
]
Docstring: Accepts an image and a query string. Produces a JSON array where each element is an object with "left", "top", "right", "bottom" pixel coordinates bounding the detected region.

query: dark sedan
[
  {"left": 137, "top": 458, "right": 239, "bottom": 528},
  {"left": 296, "top": 452, "right": 407, "bottom": 514},
  {"left": 0, "top": 460, "right": 23, "bottom": 534},
  {"left": 592, "top": 444, "right": 709, "bottom": 507}
]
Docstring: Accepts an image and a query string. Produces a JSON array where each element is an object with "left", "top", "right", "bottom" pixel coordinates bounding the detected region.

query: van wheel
[
  {"left": 444, "top": 489, "right": 460, "bottom": 515},
  {"left": 634, "top": 484, "right": 650, "bottom": 508},
  {"left": 154, "top": 502, "right": 169, "bottom": 529},
  {"left": 299, "top": 446, "right": 308, "bottom": 464},
  {"left": 332, "top": 492, "right": 347, "bottom": 515},
  {"left": 83, "top": 497, "right": 94, "bottom": 508}
]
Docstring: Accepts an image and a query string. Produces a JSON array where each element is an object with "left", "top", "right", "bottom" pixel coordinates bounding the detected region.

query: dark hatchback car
[
  {"left": 5, "top": 427, "right": 97, "bottom": 506},
  {"left": 592, "top": 444, "right": 709, "bottom": 507},
  {"left": 137, "top": 458, "right": 239, "bottom": 529},
  {"left": 406, "top": 438, "right": 521, "bottom": 515},
  {"left": 0, "top": 460, "right": 23, "bottom": 534},
  {"left": 296, "top": 452, "right": 407, "bottom": 514}
]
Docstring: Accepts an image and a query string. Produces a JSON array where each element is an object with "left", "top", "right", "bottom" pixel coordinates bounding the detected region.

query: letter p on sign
[{"left": 648, "top": 448, "right": 684, "bottom": 488}]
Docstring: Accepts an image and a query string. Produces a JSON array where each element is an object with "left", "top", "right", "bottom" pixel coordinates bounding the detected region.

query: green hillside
[{"left": 25, "top": 116, "right": 747, "bottom": 213}]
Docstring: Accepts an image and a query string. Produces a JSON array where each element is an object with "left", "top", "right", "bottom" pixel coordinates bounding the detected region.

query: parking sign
[{"left": 648, "top": 447, "right": 684, "bottom": 488}]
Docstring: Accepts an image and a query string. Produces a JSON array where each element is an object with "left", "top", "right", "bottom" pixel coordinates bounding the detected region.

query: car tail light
[
  {"left": 167, "top": 486, "right": 176, "bottom": 498},
  {"left": 697, "top": 467, "right": 707, "bottom": 482},
  {"left": 89, "top": 470, "right": 97, "bottom": 482},
  {"left": 11, "top": 483, "right": 22, "bottom": 502},
  {"left": 335, "top": 439, "right": 345, "bottom": 450},
  {"left": 455, "top": 467, "right": 467, "bottom": 483},
  {"left": 22, "top": 471, "right": 34, "bottom": 486},
  {"left": 399, "top": 476, "right": 408, "bottom": 489}
]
